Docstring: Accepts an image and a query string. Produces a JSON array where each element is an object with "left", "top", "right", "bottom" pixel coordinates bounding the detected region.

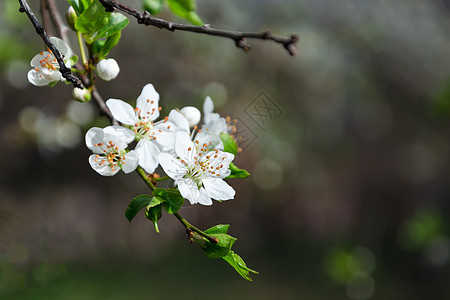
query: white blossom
[
  {"left": 85, "top": 126, "right": 138, "bottom": 176},
  {"left": 97, "top": 58, "right": 120, "bottom": 81},
  {"left": 158, "top": 132, "right": 235, "bottom": 206},
  {"left": 106, "top": 84, "right": 179, "bottom": 173},
  {"left": 194, "top": 96, "right": 228, "bottom": 150},
  {"left": 27, "top": 37, "right": 75, "bottom": 86}
]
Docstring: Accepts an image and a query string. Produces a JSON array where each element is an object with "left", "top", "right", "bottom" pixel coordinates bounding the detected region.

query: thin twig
[
  {"left": 46, "top": 0, "right": 70, "bottom": 43},
  {"left": 174, "top": 213, "right": 219, "bottom": 244},
  {"left": 99, "top": 0, "right": 299, "bottom": 56},
  {"left": 18, "top": 0, "right": 83, "bottom": 89},
  {"left": 76, "top": 68, "right": 118, "bottom": 125},
  {"left": 40, "top": 0, "right": 52, "bottom": 36}
]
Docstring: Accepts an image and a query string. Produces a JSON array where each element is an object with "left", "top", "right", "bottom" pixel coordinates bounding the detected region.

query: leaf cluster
[
  {"left": 125, "top": 188, "right": 184, "bottom": 232},
  {"left": 195, "top": 225, "right": 259, "bottom": 281},
  {"left": 68, "top": 0, "right": 128, "bottom": 59}
]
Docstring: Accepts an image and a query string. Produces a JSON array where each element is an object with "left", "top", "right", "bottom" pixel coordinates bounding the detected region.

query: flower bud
[
  {"left": 97, "top": 58, "right": 120, "bottom": 81},
  {"left": 66, "top": 6, "right": 77, "bottom": 31},
  {"left": 72, "top": 88, "right": 91, "bottom": 103},
  {"left": 180, "top": 106, "right": 201, "bottom": 127}
]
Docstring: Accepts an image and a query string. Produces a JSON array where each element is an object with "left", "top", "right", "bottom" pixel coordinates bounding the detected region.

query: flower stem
[
  {"left": 77, "top": 31, "right": 88, "bottom": 66},
  {"left": 154, "top": 176, "right": 169, "bottom": 182},
  {"left": 174, "top": 212, "right": 218, "bottom": 244},
  {"left": 136, "top": 166, "right": 156, "bottom": 190}
]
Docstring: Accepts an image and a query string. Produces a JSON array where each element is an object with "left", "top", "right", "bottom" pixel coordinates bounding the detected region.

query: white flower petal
[
  {"left": 30, "top": 52, "right": 50, "bottom": 67},
  {"left": 27, "top": 69, "right": 53, "bottom": 86},
  {"left": 122, "top": 150, "right": 139, "bottom": 173},
  {"left": 104, "top": 125, "right": 135, "bottom": 144},
  {"left": 158, "top": 152, "right": 185, "bottom": 180},
  {"left": 136, "top": 139, "right": 160, "bottom": 173},
  {"left": 197, "top": 117, "right": 227, "bottom": 148},
  {"left": 89, "top": 154, "right": 119, "bottom": 176},
  {"left": 177, "top": 180, "right": 212, "bottom": 205},
  {"left": 203, "top": 96, "right": 220, "bottom": 123},
  {"left": 203, "top": 178, "right": 235, "bottom": 201},
  {"left": 106, "top": 98, "right": 137, "bottom": 125},
  {"left": 153, "top": 122, "right": 176, "bottom": 151},
  {"left": 136, "top": 84, "right": 160, "bottom": 121},
  {"left": 175, "top": 131, "right": 195, "bottom": 163},
  {"left": 203, "top": 96, "right": 214, "bottom": 116},
  {"left": 50, "top": 37, "right": 72, "bottom": 58},
  {"left": 168, "top": 109, "right": 190, "bottom": 133},
  {"left": 103, "top": 132, "right": 127, "bottom": 151},
  {"left": 197, "top": 187, "right": 213, "bottom": 206},
  {"left": 85, "top": 127, "right": 105, "bottom": 154}
]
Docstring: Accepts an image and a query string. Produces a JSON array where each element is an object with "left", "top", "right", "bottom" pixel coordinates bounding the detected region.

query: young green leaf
[
  {"left": 67, "top": 0, "right": 92, "bottom": 16},
  {"left": 222, "top": 250, "right": 259, "bottom": 281},
  {"left": 153, "top": 188, "right": 184, "bottom": 214},
  {"left": 200, "top": 233, "right": 237, "bottom": 259},
  {"left": 94, "top": 32, "right": 121, "bottom": 59},
  {"left": 186, "top": 11, "right": 203, "bottom": 26},
  {"left": 145, "top": 203, "right": 163, "bottom": 233},
  {"left": 204, "top": 224, "right": 230, "bottom": 235},
  {"left": 220, "top": 132, "right": 238, "bottom": 155},
  {"left": 75, "top": 0, "right": 129, "bottom": 44},
  {"left": 167, "top": 0, "right": 204, "bottom": 25},
  {"left": 226, "top": 162, "right": 250, "bottom": 179},
  {"left": 125, "top": 194, "right": 152, "bottom": 222},
  {"left": 143, "top": 0, "right": 165, "bottom": 15},
  {"left": 66, "top": 55, "right": 78, "bottom": 67}
]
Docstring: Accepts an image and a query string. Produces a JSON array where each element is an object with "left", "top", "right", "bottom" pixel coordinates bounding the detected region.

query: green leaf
[
  {"left": 93, "top": 32, "right": 121, "bottom": 59},
  {"left": 66, "top": 55, "right": 78, "bottom": 67},
  {"left": 67, "top": 0, "right": 92, "bottom": 16},
  {"left": 143, "top": 0, "right": 165, "bottom": 15},
  {"left": 201, "top": 233, "right": 236, "bottom": 259},
  {"left": 145, "top": 203, "right": 163, "bottom": 233},
  {"left": 167, "top": 0, "right": 196, "bottom": 15},
  {"left": 222, "top": 250, "right": 259, "bottom": 281},
  {"left": 48, "top": 80, "right": 58, "bottom": 87},
  {"left": 186, "top": 11, "right": 203, "bottom": 26},
  {"left": 75, "top": 0, "right": 129, "bottom": 44},
  {"left": 92, "top": 39, "right": 105, "bottom": 58},
  {"left": 226, "top": 162, "right": 250, "bottom": 179},
  {"left": 153, "top": 188, "right": 184, "bottom": 214},
  {"left": 167, "top": 0, "right": 204, "bottom": 25},
  {"left": 220, "top": 132, "right": 238, "bottom": 155},
  {"left": 204, "top": 224, "right": 230, "bottom": 235},
  {"left": 125, "top": 194, "right": 152, "bottom": 222}
]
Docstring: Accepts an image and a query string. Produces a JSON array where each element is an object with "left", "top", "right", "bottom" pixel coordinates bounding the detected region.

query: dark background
[{"left": 1, "top": 0, "right": 450, "bottom": 299}]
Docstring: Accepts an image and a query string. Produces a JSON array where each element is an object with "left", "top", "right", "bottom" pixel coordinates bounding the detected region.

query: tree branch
[
  {"left": 99, "top": 0, "right": 299, "bottom": 56},
  {"left": 40, "top": 0, "right": 52, "bottom": 36},
  {"left": 46, "top": 0, "right": 70, "bottom": 43},
  {"left": 18, "top": 0, "right": 84, "bottom": 89},
  {"left": 75, "top": 68, "right": 118, "bottom": 125}
]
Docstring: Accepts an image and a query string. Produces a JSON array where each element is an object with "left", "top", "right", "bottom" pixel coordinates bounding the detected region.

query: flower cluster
[{"left": 85, "top": 84, "right": 235, "bottom": 205}]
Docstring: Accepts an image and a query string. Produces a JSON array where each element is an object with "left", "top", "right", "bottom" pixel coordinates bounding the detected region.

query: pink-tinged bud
[{"left": 97, "top": 58, "right": 120, "bottom": 81}]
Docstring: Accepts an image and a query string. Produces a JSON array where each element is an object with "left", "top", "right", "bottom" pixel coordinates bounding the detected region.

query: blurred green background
[{"left": 1, "top": 0, "right": 450, "bottom": 299}]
